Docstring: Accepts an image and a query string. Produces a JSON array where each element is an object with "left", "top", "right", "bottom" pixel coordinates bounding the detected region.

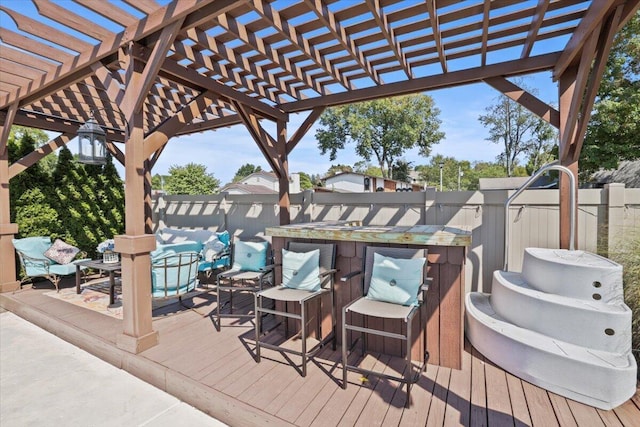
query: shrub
[{"left": 606, "top": 229, "right": 640, "bottom": 375}]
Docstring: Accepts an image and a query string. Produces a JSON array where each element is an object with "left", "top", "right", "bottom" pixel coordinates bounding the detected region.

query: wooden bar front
[{"left": 266, "top": 223, "right": 471, "bottom": 370}]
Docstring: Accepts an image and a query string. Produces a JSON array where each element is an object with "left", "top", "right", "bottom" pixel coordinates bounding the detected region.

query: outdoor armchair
[
  {"left": 254, "top": 242, "right": 337, "bottom": 376},
  {"left": 150, "top": 241, "right": 201, "bottom": 300},
  {"left": 12, "top": 236, "right": 89, "bottom": 292},
  {"left": 341, "top": 246, "right": 432, "bottom": 407},
  {"left": 215, "top": 239, "right": 274, "bottom": 330}
]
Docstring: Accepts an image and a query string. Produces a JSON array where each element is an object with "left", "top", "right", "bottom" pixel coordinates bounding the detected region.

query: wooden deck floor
[{"left": 1, "top": 279, "right": 638, "bottom": 427}]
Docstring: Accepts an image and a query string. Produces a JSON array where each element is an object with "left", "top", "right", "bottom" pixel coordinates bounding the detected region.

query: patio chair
[
  {"left": 12, "top": 236, "right": 89, "bottom": 292},
  {"left": 151, "top": 241, "right": 201, "bottom": 301},
  {"left": 341, "top": 246, "right": 431, "bottom": 407},
  {"left": 254, "top": 242, "right": 337, "bottom": 376},
  {"left": 215, "top": 239, "right": 274, "bottom": 330}
]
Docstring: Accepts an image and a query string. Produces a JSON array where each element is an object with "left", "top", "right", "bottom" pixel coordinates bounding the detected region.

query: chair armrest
[
  {"left": 18, "top": 251, "right": 52, "bottom": 266},
  {"left": 319, "top": 268, "right": 338, "bottom": 278},
  {"left": 340, "top": 270, "right": 362, "bottom": 282},
  {"left": 259, "top": 263, "right": 279, "bottom": 272}
]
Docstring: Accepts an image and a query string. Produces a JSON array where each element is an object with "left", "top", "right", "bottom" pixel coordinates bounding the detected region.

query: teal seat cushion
[
  {"left": 281, "top": 248, "right": 321, "bottom": 291},
  {"left": 232, "top": 241, "right": 268, "bottom": 272},
  {"left": 216, "top": 230, "right": 230, "bottom": 246},
  {"left": 151, "top": 241, "right": 203, "bottom": 259},
  {"left": 366, "top": 253, "right": 425, "bottom": 306},
  {"left": 13, "top": 237, "right": 53, "bottom": 263}
]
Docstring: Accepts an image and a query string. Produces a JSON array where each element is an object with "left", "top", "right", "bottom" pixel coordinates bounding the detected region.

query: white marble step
[
  {"left": 465, "top": 292, "right": 637, "bottom": 410},
  {"left": 490, "top": 270, "right": 632, "bottom": 353},
  {"left": 521, "top": 248, "right": 623, "bottom": 303}
]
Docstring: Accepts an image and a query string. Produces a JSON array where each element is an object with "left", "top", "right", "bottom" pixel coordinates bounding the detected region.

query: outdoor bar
[{"left": 266, "top": 221, "right": 472, "bottom": 369}]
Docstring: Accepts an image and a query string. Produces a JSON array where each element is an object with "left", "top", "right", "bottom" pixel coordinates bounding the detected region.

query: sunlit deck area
[{"left": 2, "top": 278, "right": 638, "bottom": 427}]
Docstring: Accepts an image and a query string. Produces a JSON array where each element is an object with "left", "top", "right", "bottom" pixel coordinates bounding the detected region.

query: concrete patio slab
[{"left": 0, "top": 311, "right": 226, "bottom": 427}]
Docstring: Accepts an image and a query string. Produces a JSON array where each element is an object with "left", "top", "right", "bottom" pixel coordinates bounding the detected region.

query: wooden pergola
[{"left": 1, "top": 0, "right": 638, "bottom": 353}]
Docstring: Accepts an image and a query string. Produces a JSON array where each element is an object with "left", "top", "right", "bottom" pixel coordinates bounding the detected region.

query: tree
[
  {"left": 525, "top": 119, "right": 557, "bottom": 174},
  {"left": 164, "top": 163, "right": 220, "bottom": 195},
  {"left": 479, "top": 80, "right": 555, "bottom": 176},
  {"left": 233, "top": 163, "right": 262, "bottom": 182},
  {"left": 8, "top": 127, "right": 51, "bottom": 225},
  {"left": 151, "top": 174, "right": 169, "bottom": 191},
  {"left": 298, "top": 172, "right": 313, "bottom": 190},
  {"left": 391, "top": 159, "right": 413, "bottom": 182},
  {"left": 325, "top": 164, "right": 353, "bottom": 177},
  {"left": 316, "top": 94, "right": 444, "bottom": 178},
  {"left": 581, "top": 13, "right": 640, "bottom": 178}
]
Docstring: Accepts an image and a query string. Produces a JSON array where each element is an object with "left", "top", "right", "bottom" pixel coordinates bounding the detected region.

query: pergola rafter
[{"left": 0, "top": 0, "right": 638, "bottom": 354}]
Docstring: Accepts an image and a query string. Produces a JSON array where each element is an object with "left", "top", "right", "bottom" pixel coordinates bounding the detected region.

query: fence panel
[{"left": 153, "top": 187, "right": 639, "bottom": 292}]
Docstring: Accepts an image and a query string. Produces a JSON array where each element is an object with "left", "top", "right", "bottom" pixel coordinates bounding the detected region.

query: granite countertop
[{"left": 266, "top": 221, "right": 472, "bottom": 247}]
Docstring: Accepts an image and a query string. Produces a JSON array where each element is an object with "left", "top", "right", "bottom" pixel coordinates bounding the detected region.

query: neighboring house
[
  {"left": 323, "top": 172, "right": 421, "bottom": 193},
  {"left": 220, "top": 171, "right": 301, "bottom": 195},
  {"left": 591, "top": 160, "right": 640, "bottom": 188}
]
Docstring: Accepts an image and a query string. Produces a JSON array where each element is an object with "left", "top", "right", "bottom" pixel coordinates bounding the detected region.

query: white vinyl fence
[{"left": 152, "top": 184, "right": 639, "bottom": 293}]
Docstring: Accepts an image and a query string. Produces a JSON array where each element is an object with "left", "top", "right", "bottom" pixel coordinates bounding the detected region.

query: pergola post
[
  {"left": 558, "top": 66, "right": 579, "bottom": 250},
  {"left": 114, "top": 44, "right": 158, "bottom": 354},
  {"left": 277, "top": 120, "right": 290, "bottom": 225},
  {"left": 0, "top": 146, "right": 20, "bottom": 293},
  {"left": 0, "top": 103, "right": 20, "bottom": 292}
]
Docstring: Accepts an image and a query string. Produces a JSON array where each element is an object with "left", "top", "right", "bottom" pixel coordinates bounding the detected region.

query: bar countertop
[{"left": 265, "top": 221, "right": 472, "bottom": 247}]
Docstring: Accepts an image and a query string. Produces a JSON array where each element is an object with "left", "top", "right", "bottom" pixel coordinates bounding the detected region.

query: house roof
[
  {"left": 324, "top": 171, "right": 409, "bottom": 185},
  {"left": 219, "top": 183, "right": 277, "bottom": 195},
  {"left": 592, "top": 160, "right": 640, "bottom": 188},
  {"left": 244, "top": 171, "right": 277, "bottom": 181},
  {"left": 1, "top": 1, "right": 635, "bottom": 144}
]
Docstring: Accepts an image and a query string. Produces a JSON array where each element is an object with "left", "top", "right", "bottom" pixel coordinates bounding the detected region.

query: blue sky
[{"left": 146, "top": 71, "right": 558, "bottom": 184}]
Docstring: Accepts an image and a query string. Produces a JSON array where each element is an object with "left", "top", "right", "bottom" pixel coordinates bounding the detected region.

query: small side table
[{"left": 76, "top": 259, "right": 122, "bottom": 305}]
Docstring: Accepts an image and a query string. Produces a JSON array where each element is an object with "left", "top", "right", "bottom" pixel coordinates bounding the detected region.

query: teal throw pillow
[
  {"left": 232, "top": 240, "right": 268, "bottom": 272},
  {"left": 282, "top": 248, "right": 321, "bottom": 291},
  {"left": 366, "top": 253, "right": 425, "bottom": 306}
]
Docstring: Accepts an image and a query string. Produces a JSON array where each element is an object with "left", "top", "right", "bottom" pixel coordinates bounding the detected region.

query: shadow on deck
[{"left": 1, "top": 276, "right": 638, "bottom": 426}]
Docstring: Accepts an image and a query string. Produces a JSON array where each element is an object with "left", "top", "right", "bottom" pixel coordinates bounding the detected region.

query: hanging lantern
[{"left": 77, "top": 115, "right": 107, "bottom": 165}]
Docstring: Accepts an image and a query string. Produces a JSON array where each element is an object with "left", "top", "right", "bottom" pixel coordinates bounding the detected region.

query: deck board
[
  {"left": 505, "top": 372, "right": 533, "bottom": 427},
  {"left": 1, "top": 283, "right": 639, "bottom": 427}
]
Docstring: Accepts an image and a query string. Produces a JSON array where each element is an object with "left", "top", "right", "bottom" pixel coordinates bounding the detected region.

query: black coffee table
[{"left": 76, "top": 259, "right": 122, "bottom": 305}]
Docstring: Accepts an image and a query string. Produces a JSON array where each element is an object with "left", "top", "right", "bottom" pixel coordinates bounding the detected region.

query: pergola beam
[
  {"left": 214, "top": 13, "right": 328, "bottom": 96},
  {"left": 282, "top": 53, "right": 560, "bottom": 113},
  {"left": 521, "top": 0, "right": 550, "bottom": 58},
  {"left": 143, "top": 92, "right": 215, "bottom": 158},
  {"left": 155, "top": 53, "right": 287, "bottom": 122},
  {"left": 365, "top": 0, "right": 412, "bottom": 78},
  {"left": 571, "top": 5, "right": 624, "bottom": 160},
  {"left": 251, "top": 0, "right": 352, "bottom": 90},
  {"left": 8, "top": 134, "right": 73, "bottom": 179},
  {"left": 302, "top": 0, "right": 382, "bottom": 85},
  {"left": 286, "top": 107, "right": 325, "bottom": 155},
  {"left": 553, "top": 0, "right": 616, "bottom": 80},
  {"left": 0, "top": 102, "right": 18, "bottom": 156},
  {"left": 233, "top": 101, "right": 281, "bottom": 175},
  {"left": 0, "top": 0, "right": 237, "bottom": 110},
  {"left": 425, "top": 0, "right": 447, "bottom": 73},
  {"left": 559, "top": 25, "right": 600, "bottom": 159},
  {"left": 483, "top": 77, "right": 560, "bottom": 127}
]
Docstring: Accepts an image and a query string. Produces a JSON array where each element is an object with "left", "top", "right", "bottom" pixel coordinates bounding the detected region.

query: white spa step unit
[{"left": 465, "top": 247, "right": 637, "bottom": 410}]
